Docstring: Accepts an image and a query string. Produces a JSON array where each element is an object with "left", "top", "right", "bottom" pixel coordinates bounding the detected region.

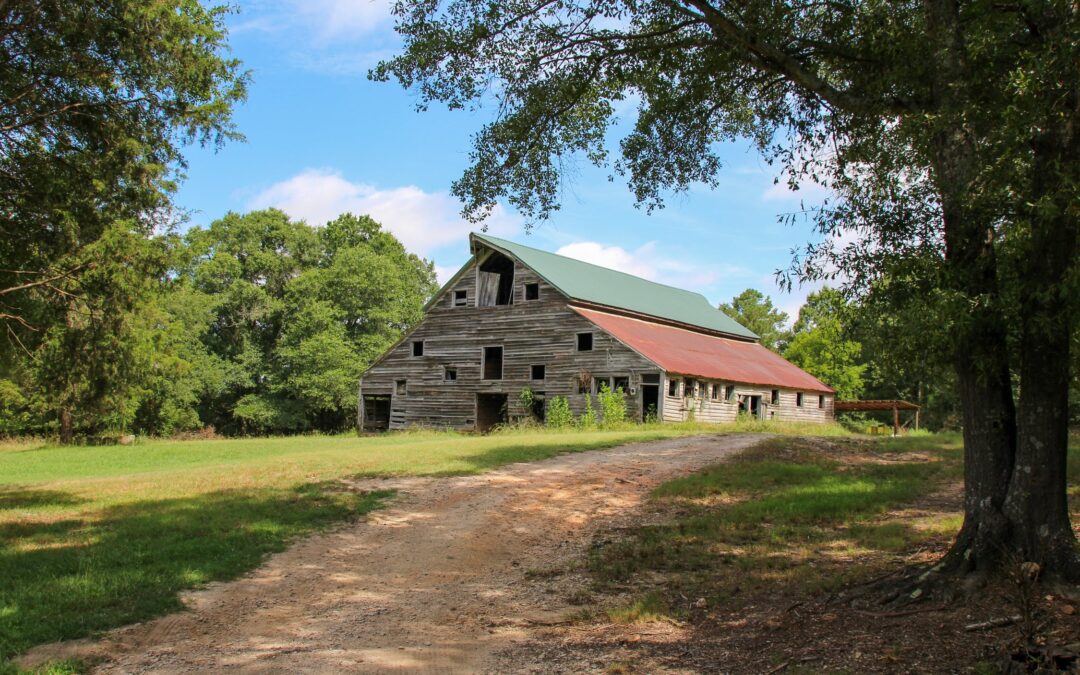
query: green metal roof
[{"left": 471, "top": 233, "right": 758, "bottom": 340}]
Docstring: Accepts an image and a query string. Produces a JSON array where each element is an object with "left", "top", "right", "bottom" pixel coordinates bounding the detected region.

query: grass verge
[{"left": 588, "top": 434, "right": 965, "bottom": 620}]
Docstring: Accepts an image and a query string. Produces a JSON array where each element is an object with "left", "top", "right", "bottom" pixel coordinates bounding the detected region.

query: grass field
[
  {"left": 589, "top": 432, "right": 1080, "bottom": 624},
  {"left": 0, "top": 420, "right": 844, "bottom": 666}
]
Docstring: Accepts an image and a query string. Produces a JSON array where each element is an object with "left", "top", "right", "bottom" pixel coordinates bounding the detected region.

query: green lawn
[{"left": 2, "top": 423, "right": 790, "bottom": 666}]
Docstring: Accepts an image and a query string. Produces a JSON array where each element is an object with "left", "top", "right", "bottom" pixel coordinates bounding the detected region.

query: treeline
[
  {"left": 0, "top": 211, "right": 436, "bottom": 439},
  {"left": 720, "top": 287, "right": 959, "bottom": 429},
  {"left": 722, "top": 286, "right": 1080, "bottom": 431}
]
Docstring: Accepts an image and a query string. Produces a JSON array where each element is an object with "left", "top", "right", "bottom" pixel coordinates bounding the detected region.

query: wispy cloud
[
  {"left": 247, "top": 168, "right": 521, "bottom": 257},
  {"left": 554, "top": 240, "right": 751, "bottom": 292}
]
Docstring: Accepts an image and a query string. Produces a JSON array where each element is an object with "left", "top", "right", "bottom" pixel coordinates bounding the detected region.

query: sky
[{"left": 174, "top": 0, "right": 831, "bottom": 321}]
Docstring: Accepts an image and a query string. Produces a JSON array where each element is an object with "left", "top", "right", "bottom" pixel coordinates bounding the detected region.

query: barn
[{"left": 358, "top": 233, "right": 834, "bottom": 431}]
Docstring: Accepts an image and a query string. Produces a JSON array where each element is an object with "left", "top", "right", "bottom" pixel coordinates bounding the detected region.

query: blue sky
[{"left": 175, "top": 0, "right": 830, "bottom": 320}]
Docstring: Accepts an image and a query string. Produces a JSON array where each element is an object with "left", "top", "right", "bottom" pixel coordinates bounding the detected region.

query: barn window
[
  {"left": 576, "top": 332, "right": 593, "bottom": 351},
  {"left": 477, "top": 251, "right": 515, "bottom": 306},
  {"left": 771, "top": 389, "right": 780, "bottom": 405},
  {"left": 668, "top": 379, "right": 678, "bottom": 397},
  {"left": 683, "top": 379, "right": 695, "bottom": 398},
  {"left": 395, "top": 380, "right": 407, "bottom": 395},
  {"left": 725, "top": 384, "right": 736, "bottom": 401},
  {"left": 612, "top": 376, "right": 629, "bottom": 393},
  {"left": 412, "top": 340, "right": 424, "bottom": 357},
  {"left": 797, "top": 392, "right": 804, "bottom": 407},
  {"left": 531, "top": 364, "right": 546, "bottom": 380},
  {"left": 453, "top": 289, "right": 468, "bottom": 307},
  {"left": 444, "top": 367, "right": 457, "bottom": 382},
  {"left": 818, "top": 394, "right": 825, "bottom": 408},
  {"left": 483, "top": 346, "right": 503, "bottom": 380},
  {"left": 710, "top": 383, "right": 719, "bottom": 400},
  {"left": 524, "top": 283, "right": 539, "bottom": 300}
]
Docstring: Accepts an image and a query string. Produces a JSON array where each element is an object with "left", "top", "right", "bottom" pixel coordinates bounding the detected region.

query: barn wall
[
  {"left": 660, "top": 376, "right": 833, "bottom": 423},
  {"left": 360, "top": 254, "right": 661, "bottom": 429}
]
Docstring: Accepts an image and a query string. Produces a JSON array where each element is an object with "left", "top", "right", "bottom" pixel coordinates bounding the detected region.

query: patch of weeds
[
  {"left": 0, "top": 657, "right": 85, "bottom": 675},
  {"left": 564, "top": 608, "right": 595, "bottom": 624},
  {"left": 605, "top": 661, "right": 634, "bottom": 674},
  {"left": 607, "top": 592, "right": 672, "bottom": 624},
  {"left": 565, "top": 589, "right": 593, "bottom": 605},
  {"left": 524, "top": 566, "right": 564, "bottom": 580}
]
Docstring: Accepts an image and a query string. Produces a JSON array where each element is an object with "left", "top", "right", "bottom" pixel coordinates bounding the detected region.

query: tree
[
  {"left": 783, "top": 289, "right": 864, "bottom": 400},
  {"left": 183, "top": 210, "right": 436, "bottom": 434},
  {"left": 376, "top": 1, "right": 1080, "bottom": 579},
  {"left": 718, "top": 289, "right": 792, "bottom": 352},
  {"left": 0, "top": 0, "right": 247, "bottom": 439}
]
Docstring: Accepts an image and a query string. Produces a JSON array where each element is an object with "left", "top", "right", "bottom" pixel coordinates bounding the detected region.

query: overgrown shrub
[
  {"left": 579, "top": 395, "right": 598, "bottom": 429},
  {"left": 597, "top": 382, "right": 628, "bottom": 428},
  {"left": 545, "top": 396, "right": 573, "bottom": 429}
]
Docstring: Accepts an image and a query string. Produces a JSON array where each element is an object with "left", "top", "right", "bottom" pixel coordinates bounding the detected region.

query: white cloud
[
  {"left": 761, "top": 178, "right": 832, "bottom": 203},
  {"left": 294, "top": 0, "right": 394, "bottom": 42},
  {"left": 555, "top": 240, "right": 750, "bottom": 292},
  {"left": 248, "top": 169, "right": 521, "bottom": 256}
]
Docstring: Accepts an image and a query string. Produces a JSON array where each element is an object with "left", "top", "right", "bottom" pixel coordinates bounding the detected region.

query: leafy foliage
[
  {"left": 719, "top": 289, "right": 792, "bottom": 353},
  {"left": 545, "top": 396, "right": 573, "bottom": 429},
  {"left": 783, "top": 289, "right": 865, "bottom": 400},
  {"left": 597, "top": 381, "right": 628, "bottom": 428}
]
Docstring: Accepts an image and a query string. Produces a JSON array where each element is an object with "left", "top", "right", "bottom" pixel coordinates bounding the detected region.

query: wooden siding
[
  {"left": 661, "top": 376, "right": 833, "bottom": 423},
  {"left": 360, "top": 255, "right": 661, "bottom": 429}
]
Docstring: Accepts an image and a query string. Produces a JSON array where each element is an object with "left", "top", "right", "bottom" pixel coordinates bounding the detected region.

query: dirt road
[{"left": 61, "top": 434, "right": 761, "bottom": 673}]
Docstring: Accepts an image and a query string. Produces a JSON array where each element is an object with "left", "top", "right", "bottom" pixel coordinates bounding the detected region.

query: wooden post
[
  {"left": 915, "top": 409, "right": 920, "bottom": 432},
  {"left": 893, "top": 405, "right": 900, "bottom": 436}
]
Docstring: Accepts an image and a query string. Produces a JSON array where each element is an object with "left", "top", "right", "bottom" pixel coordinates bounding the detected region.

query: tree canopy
[
  {"left": 718, "top": 289, "right": 792, "bottom": 353},
  {"left": 378, "top": 0, "right": 1080, "bottom": 579}
]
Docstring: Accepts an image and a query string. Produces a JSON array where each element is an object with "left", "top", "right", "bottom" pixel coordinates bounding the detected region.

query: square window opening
[
  {"left": 412, "top": 340, "right": 424, "bottom": 357},
  {"left": 444, "top": 367, "right": 457, "bottom": 382},
  {"left": 453, "top": 289, "right": 468, "bottom": 307},
  {"left": 576, "top": 332, "right": 593, "bottom": 351},
  {"left": 531, "top": 364, "right": 546, "bottom": 380},
  {"left": 612, "top": 376, "right": 629, "bottom": 393},
  {"left": 524, "top": 283, "right": 539, "bottom": 301},
  {"left": 395, "top": 380, "right": 407, "bottom": 396}
]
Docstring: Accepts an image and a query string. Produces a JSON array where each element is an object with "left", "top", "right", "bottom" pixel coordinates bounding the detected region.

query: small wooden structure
[{"left": 834, "top": 399, "right": 921, "bottom": 435}]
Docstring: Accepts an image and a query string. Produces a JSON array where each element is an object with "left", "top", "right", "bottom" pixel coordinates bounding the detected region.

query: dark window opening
[
  {"left": 531, "top": 364, "right": 546, "bottom": 380},
  {"left": 819, "top": 394, "right": 825, "bottom": 408},
  {"left": 395, "top": 380, "right": 407, "bottom": 395},
  {"left": 444, "top": 367, "right": 457, "bottom": 382},
  {"left": 725, "top": 384, "right": 736, "bottom": 401},
  {"left": 612, "top": 376, "right": 629, "bottom": 393},
  {"left": 453, "top": 289, "right": 468, "bottom": 307},
  {"left": 797, "top": 392, "right": 804, "bottom": 407},
  {"left": 576, "top": 332, "right": 593, "bottom": 351},
  {"left": 641, "top": 373, "right": 660, "bottom": 384},
  {"left": 412, "top": 340, "right": 424, "bottom": 357},
  {"left": 710, "top": 383, "right": 720, "bottom": 400},
  {"left": 483, "top": 346, "right": 503, "bottom": 380},
  {"left": 683, "top": 379, "right": 695, "bottom": 398},
  {"left": 524, "top": 283, "right": 539, "bottom": 300},
  {"left": 668, "top": 379, "right": 679, "bottom": 397},
  {"left": 771, "top": 389, "right": 780, "bottom": 405},
  {"left": 478, "top": 252, "right": 515, "bottom": 306}
]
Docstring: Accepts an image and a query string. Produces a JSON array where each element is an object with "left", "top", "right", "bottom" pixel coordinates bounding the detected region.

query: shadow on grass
[
  {"left": 0, "top": 490, "right": 85, "bottom": 511},
  {"left": 0, "top": 484, "right": 391, "bottom": 663},
  {"left": 589, "top": 439, "right": 952, "bottom": 592}
]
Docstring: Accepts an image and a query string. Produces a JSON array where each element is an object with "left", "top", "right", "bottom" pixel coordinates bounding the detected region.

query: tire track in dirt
[{"left": 23, "top": 433, "right": 762, "bottom": 674}]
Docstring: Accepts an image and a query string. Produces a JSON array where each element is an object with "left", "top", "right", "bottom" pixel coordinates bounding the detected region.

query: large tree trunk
[
  {"left": 1002, "top": 121, "right": 1080, "bottom": 578},
  {"left": 923, "top": 0, "right": 1017, "bottom": 576}
]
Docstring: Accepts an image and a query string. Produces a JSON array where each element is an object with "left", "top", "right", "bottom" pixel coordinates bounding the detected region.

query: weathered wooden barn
[{"left": 359, "top": 233, "right": 834, "bottom": 431}]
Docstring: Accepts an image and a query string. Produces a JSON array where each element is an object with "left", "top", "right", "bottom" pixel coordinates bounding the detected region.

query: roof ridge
[{"left": 474, "top": 232, "right": 720, "bottom": 306}]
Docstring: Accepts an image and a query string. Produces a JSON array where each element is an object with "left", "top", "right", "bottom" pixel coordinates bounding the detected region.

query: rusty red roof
[{"left": 573, "top": 307, "right": 835, "bottom": 394}]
